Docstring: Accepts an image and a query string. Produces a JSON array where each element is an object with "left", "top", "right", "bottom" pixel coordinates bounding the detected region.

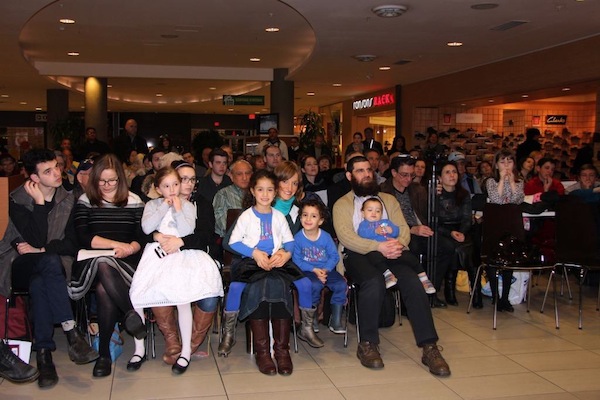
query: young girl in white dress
[{"left": 128, "top": 166, "right": 222, "bottom": 374}]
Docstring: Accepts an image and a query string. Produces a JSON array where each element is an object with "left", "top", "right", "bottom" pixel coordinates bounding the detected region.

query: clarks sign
[{"left": 545, "top": 115, "right": 567, "bottom": 125}]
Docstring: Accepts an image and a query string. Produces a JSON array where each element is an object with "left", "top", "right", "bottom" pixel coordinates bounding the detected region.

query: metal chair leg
[
  {"left": 493, "top": 269, "right": 499, "bottom": 330},
  {"left": 467, "top": 265, "right": 483, "bottom": 314}
]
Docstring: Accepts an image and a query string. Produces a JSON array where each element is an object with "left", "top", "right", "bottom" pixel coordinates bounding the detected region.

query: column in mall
[
  {"left": 270, "top": 68, "right": 294, "bottom": 135},
  {"left": 46, "top": 89, "right": 69, "bottom": 149},
  {"left": 596, "top": 89, "right": 600, "bottom": 133},
  {"left": 84, "top": 77, "right": 108, "bottom": 143}
]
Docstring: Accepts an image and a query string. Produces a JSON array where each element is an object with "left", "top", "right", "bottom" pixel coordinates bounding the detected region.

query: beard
[{"left": 351, "top": 175, "right": 380, "bottom": 197}]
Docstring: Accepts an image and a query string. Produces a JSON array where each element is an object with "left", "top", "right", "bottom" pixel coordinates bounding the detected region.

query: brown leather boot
[
  {"left": 271, "top": 318, "right": 293, "bottom": 376},
  {"left": 190, "top": 306, "right": 215, "bottom": 354},
  {"left": 249, "top": 319, "right": 276, "bottom": 375},
  {"left": 152, "top": 306, "right": 181, "bottom": 365}
]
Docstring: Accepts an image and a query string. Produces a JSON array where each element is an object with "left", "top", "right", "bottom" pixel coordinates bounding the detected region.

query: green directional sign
[{"left": 222, "top": 95, "right": 265, "bottom": 106}]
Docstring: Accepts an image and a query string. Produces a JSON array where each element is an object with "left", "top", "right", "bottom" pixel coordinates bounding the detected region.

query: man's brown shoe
[
  {"left": 357, "top": 341, "right": 384, "bottom": 369},
  {"left": 422, "top": 343, "right": 451, "bottom": 376}
]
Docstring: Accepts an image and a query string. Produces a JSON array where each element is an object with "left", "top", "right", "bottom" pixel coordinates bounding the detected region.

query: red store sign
[{"left": 353, "top": 93, "right": 395, "bottom": 110}]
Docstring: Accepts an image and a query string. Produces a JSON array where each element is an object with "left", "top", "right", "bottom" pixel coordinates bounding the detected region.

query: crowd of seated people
[{"left": 2, "top": 121, "right": 599, "bottom": 387}]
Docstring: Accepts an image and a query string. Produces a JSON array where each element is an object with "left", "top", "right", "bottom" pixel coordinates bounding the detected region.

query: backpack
[{"left": 0, "top": 295, "right": 32, "bottom": 340}]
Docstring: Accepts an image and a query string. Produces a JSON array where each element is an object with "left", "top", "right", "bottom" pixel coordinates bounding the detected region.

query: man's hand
[
  {"left": 16, "top": 242, "right": 43, "bottom": 255},
  {"left": 410, "top": 225, "right": 434, "bottom": 237},
  {"left": 24, "top": 180, "right": 45, "bottom": 205},
  {"left": 377, "top": 240, "right": 403, "bottom": 259}
]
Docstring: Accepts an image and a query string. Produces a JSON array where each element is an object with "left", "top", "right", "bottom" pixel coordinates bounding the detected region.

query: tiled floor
[{"left": 2, "top": 275, "right": 600, "bottom": 399}]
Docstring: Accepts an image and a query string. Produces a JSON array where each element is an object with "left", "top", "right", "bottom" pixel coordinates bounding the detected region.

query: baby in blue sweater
[{"left": 358, "top": 198, "right": 435, "bottom": 293}]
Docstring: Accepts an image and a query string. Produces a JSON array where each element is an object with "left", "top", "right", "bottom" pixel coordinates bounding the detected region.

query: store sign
[
  {"left": 353, "top": 93, "right": 395, "bottom": 110},
  {"left": 546, "top": 115, "right": 567, "bottom": 125},
  {"left": 222, "top": 95, "right": 265, "bottom": 106}
]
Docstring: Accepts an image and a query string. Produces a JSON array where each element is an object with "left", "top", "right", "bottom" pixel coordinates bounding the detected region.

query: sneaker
[
  {"left": 0, "top": 341, "right": 39, "bottom": 384},
  {"left": 422, "top": 344, "right": 451, "bottom": 376},
  {"left": 357, "top": 341, "right": 384, "bottom": 369},
  {"left": 383, "top": 269, "right": 398, "bottom": 289},
  {"left": 420, "top": 277, "right": 436, "bottom": 294}
]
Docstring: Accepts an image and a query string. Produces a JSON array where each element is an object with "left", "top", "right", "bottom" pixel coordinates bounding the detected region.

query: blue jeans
[
  {"left": 195, "top": 296, "right": 218, "bottom": 312},
  {"left": 11, "top": 253, "right": 73, "bottom": 351},
  {"left": 303, "top": 270, "right": 347, "bottom": 306}
]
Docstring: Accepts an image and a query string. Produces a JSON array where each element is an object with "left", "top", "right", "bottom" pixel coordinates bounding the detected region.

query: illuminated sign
[
  {"left": 353, "top": 93, "right": 395, "bottom": 110},
  {"left": 545, "top": 115, "right": 567, "bottom": 125}
]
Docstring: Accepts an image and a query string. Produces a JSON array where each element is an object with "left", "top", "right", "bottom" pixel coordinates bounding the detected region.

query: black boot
[
  {"left": 444, "top": 270, "right": 458, "bottom": 306},
  {"left": 0, "top": 340, "right": 39, "bottom": 383},
  {"left": 36, "top": 349, "right": 58, "bottom": 388},
  {"left": 467, "top": 267, "right": 483, "bottom": 309},
  {"left": 66, "top": 328, "right": 99, "bottom": 364},
  {"left": 431, "top": 295, "right": 447, "bottom": 308}
]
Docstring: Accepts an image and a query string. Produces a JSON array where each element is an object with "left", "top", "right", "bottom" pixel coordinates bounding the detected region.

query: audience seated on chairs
[
  {"left": 332, "top": 155, "right": 450, "bottom": 376},
  {"left": 0, "top": 149, "right": 97, "bottom": 388},
  {"left": 213, "top": 160, "right": 252, "bottom": 240}
]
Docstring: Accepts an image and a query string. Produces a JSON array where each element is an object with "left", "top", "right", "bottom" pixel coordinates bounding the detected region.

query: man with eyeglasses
[
  {"left": 213, "top": 160, "right": 253, "bottom": 238},
  {"left": 380, "top": 155, "right": 432, "bottom": 260},
  {"left": 196, "top": 148, "right": 232, "bottom": 204},
  {"left": 263, "top": 144, "right": 283, "bottom": 171},
  {"left": 0, "top": 149, "right": 98, "bottom": 387}
]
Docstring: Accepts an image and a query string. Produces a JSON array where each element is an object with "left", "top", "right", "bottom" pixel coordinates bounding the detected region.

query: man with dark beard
[{"left": 332, "top": 156, "right": 450, "bottom": 376}]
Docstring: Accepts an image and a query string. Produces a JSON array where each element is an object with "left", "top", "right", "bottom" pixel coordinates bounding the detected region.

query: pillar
[
  {"left": 270, "top": 68, "right": 294, "bottom": 135},
  {"left": 46, "top": 89, "right": 69, "bottom": 149},
  {"left": 84, "top": 77, "right": 108, "bottom": 142}
]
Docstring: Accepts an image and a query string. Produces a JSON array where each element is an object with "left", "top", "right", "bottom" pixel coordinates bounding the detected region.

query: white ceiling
[{"left": 0, "top": 0, "right": 599, "bottom": 116}]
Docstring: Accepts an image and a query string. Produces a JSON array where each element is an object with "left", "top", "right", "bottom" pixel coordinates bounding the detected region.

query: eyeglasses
[
  {"left": 181, "top": 176, "right": 197, "bottom": 184},
  {"left": 99, "top": 178, "right": 119, "bottom": 186}
]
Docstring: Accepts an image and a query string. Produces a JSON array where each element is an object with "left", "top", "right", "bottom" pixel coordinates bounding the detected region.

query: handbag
[{"left": 92, "top": 322, "right": 124, "bottom": 362}]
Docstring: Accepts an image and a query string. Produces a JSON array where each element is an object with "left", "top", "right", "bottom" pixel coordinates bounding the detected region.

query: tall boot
[
  {"left": 152, "top": 306, "right": 181, "bottom": 365},
  {"left": 467, "top": 267, "right": 483, "bottom": 309},
  {"left": 498, "top": 270, "right": 514, "bottom": 312},
  {"left": 218, "top": 311, "right": 238, "bottom": 357},
  {"left": 272, "top": 318, "right": 293, "bottom": 376},
  {"left": 191, "top": 306, "right": 215, "bottom": 354},
  {"left": 249, "top": 319, "right": 276, "bottom": 375},
  {"left": 328, "top": 304, "right": 346, "bottom": 334},
  {"left": 444, "top": 269, "right": 459, "bottom": 306},
  {"left": 297, "top": 307, "right": 324, "bottom": 348}
]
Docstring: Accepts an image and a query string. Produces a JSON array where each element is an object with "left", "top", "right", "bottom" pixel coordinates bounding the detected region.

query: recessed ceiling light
[
  {"left": 156, "top": 93, "right": 163, "bottom": 97},
  {"left": 250, "top": 58, "right": 261, "bottom": 62},
  {"left": 371, "top": 5, "right": 408, "bottom": 18},
  {"left": 81, "top": 106, "right": 85, "bottom": 109},
  {"left": 522, "top": 94, "right": 529, "bottom": 98},
  {"left": 307, "top": 92, "right": 315, "bottom": 96},
  {"left": 19, "top": 101, "right": 27, "bottom": 105},
  {"left": 265, "top": 27, "right": 279, "bottom": 32},
  {"left": 35, "top": 107, "right": 42, "bottom": 111},
  {"left": 107, "top": 84, "right": 113, "bottom": 88},
  {"left": 228, "top": 108, "right": 234, "bottom": 112},
  {"left": 460, "top": 103, "right": 466, "bottom": 106},
  {"left": 562, "top": 87, "right": 571, "bottom": 91},
  {"left": 379, "top": 66, "right": 391, "bottom": 71},
  {"left": 67, "top": 52, "right": 79, "bottom": 56},
  {"left": 0, "top": 94, "right": 8, "bottom": 98},
  {"left": 471, "top": 3, "right": 499, "bottom": 10},
  {"left": 353, "top": 54, "right": 377, "bottom": 62},
  {"left": 209, "top": 87, "right": 216, "bottom": 90},
  {"left": 447, "top": 42, "right": 463, "bottom": 47},
  {"left": 59, "top": 18, "right": 75, "bottom": 24},
  {"left": 488, "top": 99, "right": 494, "bottom": 103},
  {"left": 332, "top": 83, "right": 342, "bottom": 87}
]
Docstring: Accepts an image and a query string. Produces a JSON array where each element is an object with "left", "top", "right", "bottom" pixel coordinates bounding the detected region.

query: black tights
[
  {"left": 95, "top": 262, "right": 134, "bottom": 358},
  {"left": 248, "top": 301, "right": 290, "bottom": 320}
]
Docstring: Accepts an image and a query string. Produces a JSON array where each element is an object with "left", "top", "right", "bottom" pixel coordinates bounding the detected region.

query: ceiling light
[
  {"left": 107, "top": 84, "right": 113, "bottom": 88},
  {"left": 228, "top": 108, "right": 234, "bottom": 112},
  {"left": 460, "top": 103, "right": 466, "bottom": 106},
  {"left": 470, "top": 3, "right": 499, "bottom": 10},
  {"left": 59, "top": 18, "right": 75, "bottom": 24},
  {"left": 156, "top": 93, "right": 163, "bottom": 97},
  {"left": 265, "top": 27, "right": 279, "bottom": 32},
  {"left": 0, "top": 94, "right": 8, "bottom": 98},
  {"left": 19, "top": 101, "right": 27, "bottom": 105},
  {"left": 562, "top": 87, "right": 571, "bottom": 91},
  {"left": 35, "top": 107, "right": 42, "bottom": 111},
  {"left": 353, "top": 54, "right": 377, "bottom": 62},
  {"left": 209, "top": 87, "right": 216, "bottom": 90},
  {"left": 447, "top": 42, "right": 463, "bottom": 47},
  {"left": 67, "top": 52, "right": 79, "bottom": 56},
  {"left": 250, "top": 58, "right": 261, "bottom": 62},
  {"left": 371, "top": 5, "right": 408, "bottom": 18},
  {"left": 307, "top": 92, "right": 315, "bottom": 96},
  {"left": 521, "top": 94, "right": 529, "bottom": 98},
  {"left": 488, "top": 99, "right": 494, "bottom": 103},
  {"left": 332, "top": 83, "right": 342, "bottom": 87},
  {"left": 379, "top": 66, "right": 391, "bottom": 71}
]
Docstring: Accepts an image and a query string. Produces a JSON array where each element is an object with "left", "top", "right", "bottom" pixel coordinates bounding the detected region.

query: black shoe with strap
[
  {"left": 36, "top": 349, "right": 58, "bottom": 388},
  {"left": 0, "top": 340, "right": 39, "bottom": 384}
]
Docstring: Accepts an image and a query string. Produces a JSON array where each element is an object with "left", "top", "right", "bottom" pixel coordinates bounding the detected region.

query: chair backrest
[
  {"left": 222, "top": 208, "right": 242, "bottom": 268},
  {"left": 555, "top": 196, "right": 600, "bottom": 265},
  {"left": 481, "top": 203, "right": 525, "bottom": 258}
]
